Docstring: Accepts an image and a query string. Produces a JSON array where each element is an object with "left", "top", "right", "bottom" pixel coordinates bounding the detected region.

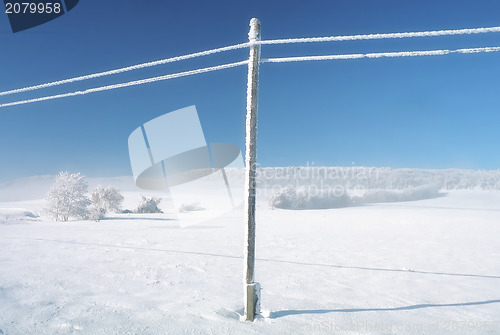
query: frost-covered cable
[
  {"left": 3, "top": 26, "right": 500, "bottom": 98},
  {"left": 261, "top": 46, "right": 500, "bottom": 63},
  {"left": 258, "top": 26, "right": 500, "bottom": 45},
  {"left": 0, "top": 42, "right": 250, "bottom": 97},
  {"left": 0, "top": 60, "right": 248, "bottom": 108}
]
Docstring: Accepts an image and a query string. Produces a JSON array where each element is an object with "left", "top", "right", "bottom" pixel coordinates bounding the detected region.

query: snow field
[{"left": 0, "top": 171, "right": 499, "bottom": 334}]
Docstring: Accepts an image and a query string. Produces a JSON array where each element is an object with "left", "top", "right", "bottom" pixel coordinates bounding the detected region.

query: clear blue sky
[{"left": 1, "top": 0, "right": 500, "bottom": 182}]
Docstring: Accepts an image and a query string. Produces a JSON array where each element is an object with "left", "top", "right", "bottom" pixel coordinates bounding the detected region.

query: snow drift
[{"left": 0, "top": 208, "right": 38, "bottom": 224}]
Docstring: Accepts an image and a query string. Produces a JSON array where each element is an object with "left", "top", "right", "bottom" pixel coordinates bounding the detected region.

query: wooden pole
[{"left": 243, "top": 17, "right": 261, "bottom": 322}]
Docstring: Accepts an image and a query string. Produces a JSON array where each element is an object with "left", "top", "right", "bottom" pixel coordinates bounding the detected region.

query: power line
[
  {"left": 2, "top": 26, "right": 500, "bottom": 98},
  {"left": 3, "top": 45, "right": 498, "bottom": 109},
  {"left": 261, "top": 46, "right": 500, "bottom": 63},
  {"left": 0, "top": 60, "right": 248, "bottom": 109},
  {"left": 258, "top": 26, "right": 500, "bottom": 45},
  {"left": 0, "top": 42, "right": 250, "bottom": 97},
  {"left": 2, "top": 25, "right": 500, "bottom": 109}
]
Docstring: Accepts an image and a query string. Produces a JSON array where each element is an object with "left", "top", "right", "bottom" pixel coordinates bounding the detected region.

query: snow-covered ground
[{"left": 1, "top": 170, "right": 500, "bottom": 334}]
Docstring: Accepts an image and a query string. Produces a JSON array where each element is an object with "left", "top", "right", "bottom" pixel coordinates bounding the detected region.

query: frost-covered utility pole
[{"left": 243, "top": 17, "right": 261, "bottom": 322}]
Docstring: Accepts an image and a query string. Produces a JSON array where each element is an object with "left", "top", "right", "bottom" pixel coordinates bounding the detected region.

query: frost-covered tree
[
  {"left": 45, "top": 172, "right": 90, "bottom": 221},
  {"left": 88, "top": 185, "right": 124, "bottom": 221},
  {"left": 135, "top": 196, "right": 163, "bottom": 213}
]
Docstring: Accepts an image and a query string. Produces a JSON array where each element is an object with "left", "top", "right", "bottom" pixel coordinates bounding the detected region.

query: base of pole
[{"left": 244, "top": 282, "right": 261, "bottom": 321}]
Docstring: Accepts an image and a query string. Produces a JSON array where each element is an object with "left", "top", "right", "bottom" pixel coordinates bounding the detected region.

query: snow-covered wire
[
  {"left": 3, "top": 26, "right": 499, "bottom": 98},
  {"left": 0, "top": 60, "right": 248, "bottom": 109},
  {"left": 0, "top": 42, "right": 250, "bottom": 97},
  {"left": 2, "top": 25, "right": 500, "bottom": 99},
  {"left": 258, "top": 26, "right": 500, "bottom": 45},
  {"left": 261, "top": 46, "right": 500, "bottom": 63},
  {"left": 2, "top": 25, "right": 500, "bottom": 108}
]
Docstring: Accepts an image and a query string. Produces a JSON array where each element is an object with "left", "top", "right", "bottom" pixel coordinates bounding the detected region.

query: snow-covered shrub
[
  {"left": 87, "top": 205, "right": 106, "bottom": 222},
  {"left": 135, "top": 196, "right": 163, "bottom": 213},
  {"left": 268, "top": 187, "right": 300, "bottom": 209},
  {"left": 269, "top": 186, "right": 352, "bottom": 210},
  {"left": 45, "top": 172, "right": 90, "bottom": 221},
  {"left": 89, "top": 185, "right": 124, "bottom": 221},
  {"left": 178, "top": 201, "right": 204, "bottom": 213},
  {"left": 269, "top": 184, "right": 442, "bottom": 210}
]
